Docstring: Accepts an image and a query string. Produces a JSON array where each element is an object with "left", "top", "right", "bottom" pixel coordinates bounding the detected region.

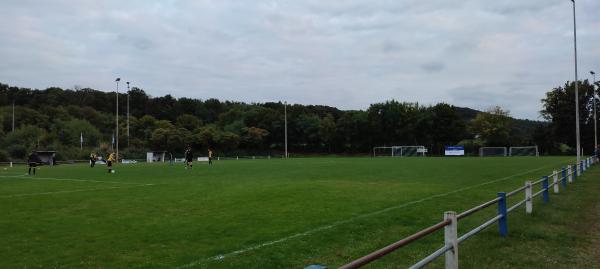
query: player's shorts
[
  {"left": 28, "top": 162, "right": 37, "bottom": 167},
  {"left": 186, "top": 158, "right": 193, "bottom": 163},
  {"left": 107, "top": 161, "right": 112, "bottom": 166}
]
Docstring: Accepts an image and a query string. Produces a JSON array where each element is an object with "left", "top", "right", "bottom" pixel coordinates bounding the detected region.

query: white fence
[{"left": 339, "top": 156, "right": 597, "bottom": 269}]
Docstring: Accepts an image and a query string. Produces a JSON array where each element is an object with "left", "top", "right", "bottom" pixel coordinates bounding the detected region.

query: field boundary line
[
  {"left": 176, "top": 162, "right": 563, "bottom": 269},
  {"left": 0, "top": 184, "right": 156, "bottom": 198},
  {"left": 0, "top": 173, "right": 28, "bottom": 178},
  {"left": 0, "top": 175, "right": 146, "bottom": 185}
]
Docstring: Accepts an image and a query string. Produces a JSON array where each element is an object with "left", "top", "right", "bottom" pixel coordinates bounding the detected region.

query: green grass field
[{"left": 1, "top": 156, "right": 597, "bottom": 268}]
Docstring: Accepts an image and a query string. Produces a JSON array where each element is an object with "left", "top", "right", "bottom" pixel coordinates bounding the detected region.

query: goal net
[
  {"left": 479, "top": 147, "right": 507, "bottom": 157},
  {"left": 373, "top": 146, "right": 427, "bottom": 157},
  {"left": 509, "top": 146, "right": 539, "bottom": 157}
]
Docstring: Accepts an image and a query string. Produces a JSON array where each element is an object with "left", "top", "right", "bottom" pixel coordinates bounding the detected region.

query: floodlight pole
[
  {"left": 592, "top": 71, "right": 597, "bottom": 152},
  {"left": 127, "top": 81, "right": 130, "bottom": 148},
  {"left": 115, "top": 78, "right": 120, "bottom": 161},
  {"left": 284, "top": 101, "right": 288, "bottom": 159},
  {"left": 571, "top": 0, "right": 581, "bottom": 162}
]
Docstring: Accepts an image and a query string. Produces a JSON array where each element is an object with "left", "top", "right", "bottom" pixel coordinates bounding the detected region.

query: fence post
[
  {"left": 498, "top": 192, "right": 508, "bottom": 236},
  {"left": 525, "top": 181, "right": 533, "bottom": 214},
  {"left": 542, "top": 176, "right": 549, "bottom": 203},
  {"left": 9, "top": 162, "right": 12, "bottom": 167},
  {"left": 553, "top": 171, "right": 559, "bottom": 194},
  {"left": 573, "top": 164, "right": 578, "bottom": 178},
  {"left": 562, "top": 167, "right": 567, "bottom": 188},
  {"left": 444, "top": 211, "right": 458, "bottom": 269},
  {"left": 586, "top": 158, "right": 589, "bottom": 170},
  {"left": 569, "top": 165, "right": 573, "bottom": 182}
]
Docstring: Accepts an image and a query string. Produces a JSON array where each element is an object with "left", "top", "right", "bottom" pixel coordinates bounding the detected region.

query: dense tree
[
  {"left": 541, "top": 80, "right": 596, "bottom": 154},
  {"left": 430, "top": 103, "right": 467, "bottom": 154},
  {"left": 176, "top": 114, "right": 203, "bottom": 131},
  {"left": 0, "top": 82, "right": 553, "bottom": 159},
  {"left": 470, "top": 106, "right": 512, "bottom": 146},
  {"left": 241, "top": 127, "right": 269, "bottom": 149},
  {"left": 319, "top": 114, "right": 337, "bottom": 152},
  {"left": 52, "top": 119, "right": 102, "bottom": 147}
]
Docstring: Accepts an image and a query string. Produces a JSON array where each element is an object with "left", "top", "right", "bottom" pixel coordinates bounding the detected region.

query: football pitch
[{"left": 0, "top": 156, "right": 581, "bottom": 268}]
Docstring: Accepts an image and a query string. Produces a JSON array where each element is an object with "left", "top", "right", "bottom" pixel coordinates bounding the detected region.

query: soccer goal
[
  {"left": 373, "top": 146, "right": 427, "bottom": 157},
  {"left": 479, "top": 147, "right": 507, "bottom": 157},
  {"left": 509, "top": 146, "right": 539, "bottom": 157}
]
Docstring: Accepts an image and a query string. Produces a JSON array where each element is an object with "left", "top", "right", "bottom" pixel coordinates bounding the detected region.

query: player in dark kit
[
  {"left": 27, "top": 151, "right": 40, "bottom": 175},
  {"left": 185, "top": 147, "right": 193, "bottom": 169},
  {"left": 90, "top": 152, "right": 97, "bottom": 168},
  {"left": 208, "top": 148, "right": 213, "bottom": 165}
]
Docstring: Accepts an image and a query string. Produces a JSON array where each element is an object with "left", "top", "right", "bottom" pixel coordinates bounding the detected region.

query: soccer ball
[
  {"left": 111, "top": 170, "right": 116, "bottom": 173},
  {"left": 3, "top": 168, "right": 6, "bottom": 170}
]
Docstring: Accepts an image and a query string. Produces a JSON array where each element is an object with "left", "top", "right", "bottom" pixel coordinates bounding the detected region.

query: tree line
[{"left": 0, "top": 81, "right": 595, "bottom": 161}]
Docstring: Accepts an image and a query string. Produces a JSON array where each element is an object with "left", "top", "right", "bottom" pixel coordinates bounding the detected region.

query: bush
[
  {"left": 7, "top": 145, "right": 27, "bottom": 160},
  {"left": 0, "top": 150, "right": 9, "bottom": 162}
]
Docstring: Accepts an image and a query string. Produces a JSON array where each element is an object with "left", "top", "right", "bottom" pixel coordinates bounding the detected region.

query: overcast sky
[{"left": 1, "top": 0, "right": 599, "bottom": 120}]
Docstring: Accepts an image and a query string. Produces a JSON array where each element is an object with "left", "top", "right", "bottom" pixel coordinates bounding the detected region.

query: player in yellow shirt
[{"left": 107, "top": 152, "right": 116, "bottom": 173}]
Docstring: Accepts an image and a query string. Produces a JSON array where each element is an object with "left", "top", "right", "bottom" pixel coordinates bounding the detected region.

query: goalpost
[
  {"left": 373, "top": 146, "right": 427, "bottom": 157},
  {"left": 509, "top": 146, "right": 539, "bottom": 157},
  {"left": 479, "top": 147, "right": 507, "bottom": 157}
]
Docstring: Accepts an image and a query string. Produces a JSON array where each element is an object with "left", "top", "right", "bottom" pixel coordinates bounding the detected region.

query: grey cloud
[
  {"left": 0, "top": 0, "right": 599, "bottom": 120},
  {"left": 420, "top": 62, "right": 445, "bottom": 72}
]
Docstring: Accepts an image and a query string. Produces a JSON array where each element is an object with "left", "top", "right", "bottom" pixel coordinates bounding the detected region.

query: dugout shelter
[
  {"left": 35, "top": 151, "right": 57, "bottom": 165},
  {"left": 146, "top": 151, "right": 167, "bottom": 163}
]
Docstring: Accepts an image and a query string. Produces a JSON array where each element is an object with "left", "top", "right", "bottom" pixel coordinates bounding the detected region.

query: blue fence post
[
  {"left": 497, "top": 192, "right": 507, "bottom": 237},
  {"left": 573, "top": 164, "right": 578, "bottom": 178},
  {"left": 562, "top": 167, "right": 567, "bottom": 188},
  {"left": 542, "top": 176, "right": 549, "bottom": 203}
]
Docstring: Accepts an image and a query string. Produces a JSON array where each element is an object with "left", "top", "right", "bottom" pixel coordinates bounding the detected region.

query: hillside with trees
[{"left": 0, "top": 81, "right": 589, "bottom": 161}]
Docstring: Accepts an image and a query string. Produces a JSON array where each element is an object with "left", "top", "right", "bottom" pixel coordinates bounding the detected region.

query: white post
[
  {"left": 525, "top": 181, "right": 533, "bottom": 214},
  {"left": 572, "top": 0, "right": 581, "bottom": 164},
  {"left": 568, "top": 166, "right": 573, "bottom": 183},
  {"left": 10, "top": 162, "right": 13, "bottom": 167},
  {"left": 444, "top": 211, "right": 458, "bottom": 269},
  {"left": 553, "top": 170, "right": 559, "bottom": 194},
  {"left": 115, "top": 78, "right": 120, "bottom": 161},
  {"left": 284, "top": 101, "right": 288, "bottom": 159},
  {"left": 126, "top": 81, "right": 130, "bottom": 148}
]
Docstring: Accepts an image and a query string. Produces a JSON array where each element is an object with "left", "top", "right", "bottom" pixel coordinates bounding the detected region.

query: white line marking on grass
[
  {"left": 176, "top": 164, "right": 557, "bottom": 269},
  {"left": 0, "top": 175, "right": 145, "bottom": 185},
  {"left": 0, "top": 184, "right": 156, "bottom": 198},
  {"left": 0, "top": 173, "right": 28, "bottom": 178}
]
